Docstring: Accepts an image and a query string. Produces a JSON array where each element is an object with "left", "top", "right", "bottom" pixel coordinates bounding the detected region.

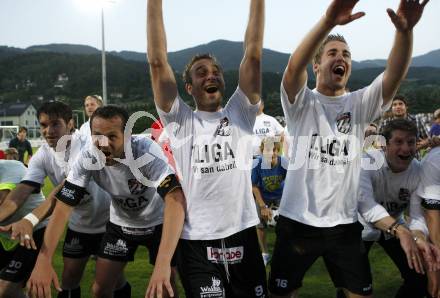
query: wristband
[
  {"left": 23, "top": 213, "right": 39, "bottom": 227},
  {"left": 386, "top": 220, "right": 399, "bottom": 236}
]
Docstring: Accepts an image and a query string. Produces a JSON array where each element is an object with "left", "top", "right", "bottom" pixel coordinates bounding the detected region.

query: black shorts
[
  {"left": 269, "top": 216, "right": 372, "bottom": 296},
  {"left": 177, "top": 227, "right": 267, "bottom": 298},
  {"left": 0, "top": 227, "right": 45, "bottom": 283},
  {"left": 62, "top": 227, "right": 105, "bottom": 258},
  {"left": 98, "top": 222, "right": 170, "bottom": 264}
]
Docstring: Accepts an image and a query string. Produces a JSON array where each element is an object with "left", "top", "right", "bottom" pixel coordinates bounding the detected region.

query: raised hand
[
  {"left": 387, "top": 0, "right": 430, "bottom": 32},
  {"left": 325, "top": 0, "right": 365, "bottom": 27}
]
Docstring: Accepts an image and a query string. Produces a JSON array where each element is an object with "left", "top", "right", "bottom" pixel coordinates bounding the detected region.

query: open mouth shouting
[
  {"left": 205, "top": 85, "right": 219, "bottom": 94},
  {"left": 333, "top": 65, "right": 346, "bottom": 77},
  {"left": 397, "top": 154, "right": 413, "bottom": 161}
]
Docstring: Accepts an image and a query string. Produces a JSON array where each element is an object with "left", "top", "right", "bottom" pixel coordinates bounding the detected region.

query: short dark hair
[
  {"left": 392, "top": 95, "right": 408, "bottom": 106},
  {"left": 313, "top": 34, "right": 348, "bottom": 65},
  {"left": 18, "top": 126, "right": 28, "bottom": 133},
  {"left": 183, "top": 53, "right": 223, "bottom": 84},
  {"left": 381, "top": 119, "right": 417, "bottom": 144},
  {"left": 90, "top": 105, "right": 129, "bottom": 132},
  {"left": 37, "top": 101, "right": 72, "bottom": 125}
]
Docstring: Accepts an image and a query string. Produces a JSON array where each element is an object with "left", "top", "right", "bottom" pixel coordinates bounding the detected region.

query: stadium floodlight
[{"left": 75, "top": 0, "right": 117, "bottom": 105}]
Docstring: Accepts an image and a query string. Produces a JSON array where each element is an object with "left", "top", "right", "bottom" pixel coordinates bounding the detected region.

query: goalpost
[{"left": 0, "top": 125, "right": 19, "bottom": 149}]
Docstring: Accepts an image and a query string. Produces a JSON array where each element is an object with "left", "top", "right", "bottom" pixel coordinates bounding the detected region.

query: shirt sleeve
[
  {"left": 408, "top": 193, "right": 429, "bottom": 236},
  {"left": 224, "top": 87, "right": 261, "bottom": 133},
  {"left": 357, "top": 73, "right": 389, "bottom": 126},
  {"left": 280, "top": 78, "right": 312, "bottom": 129},
  {"left": 417, "top": 153, "right": 440, "bottom": 204},
  {"left": 21, "top": 148, "right": 47, "bottom": 186},
  {"left": 65, "top": 151, "right": 93, "bottom": 189},
  {"left": 156, "top": 95, "right": 193, "bottom": 135},
  {"left": 358, "top": 168, "right": 390, "bottom": 223}
]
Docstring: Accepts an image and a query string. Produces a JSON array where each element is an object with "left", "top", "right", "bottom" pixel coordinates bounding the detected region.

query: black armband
[
  {"left": 422, "top": 198, "right": 440, "bottom": 210},
  {"left": 55, "top": 181, "right": 86, "bottom": 207},
  {"left": 157, "top": 174, "right": 181, "bottom": 199}
]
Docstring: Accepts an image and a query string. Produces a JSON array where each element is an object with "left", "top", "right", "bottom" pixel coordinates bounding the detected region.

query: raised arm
[
  {"left": 283, "top": 0, "right": 364, "bottom": 102},
  {"left": 147, "top": 0, "right": 178, "bottom": 113},
  {"left": 382, "top": 0, "right": 429, "bottom": 105},
  {"left": 238, "top": 0, "right": 265, "bottom": 104}
]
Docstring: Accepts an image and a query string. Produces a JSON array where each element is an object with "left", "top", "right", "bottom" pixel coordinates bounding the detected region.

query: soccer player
[
  {"left": 27, "top": 105, "right": 184, "bottom": 298},
  {"left": 358, "top": 119, "right": 440, "bottom": 298},
  {"left": 0, "top": 101, "right": 112, "bottom": 298},
  {"left": 0, "top": 159, "right": 47, "bottom": 298},
  {"left": 268, "top": 1, "right": 430, "bottom": 297},
  {"left": 252, "top": 137, "right": 288, "bottom": 266},
  {"left": 252, "top": 101, "right": 285, "bottom": 157},
  {"left": 147, "top": 0, "right": 267, "bottom": 297},
  {"left": 417, "top": 139, "right": 440, "bottom": 297},
  {"left": 79, "top": 95, "right": 104, "bottom": 141}
]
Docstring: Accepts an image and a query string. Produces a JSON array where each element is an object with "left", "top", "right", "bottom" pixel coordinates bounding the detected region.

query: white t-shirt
[
  {"left": 358, "top": 150, "right": 428, "bottom": 241},
  {"left": 252, "top": 113, "right": 284, "bottom": 156},
  {"left": 23, "top": 131, "right": 111, "bottom": 233},
  {"left": 157, "top": 87, "right": 260, "bottom": 240},
  {"left": 79, "top": 120, "right": 92, "bottom": 143},
  {"left": 417, "top": 147, "right": 440, "bottom": 202},
  {"left": 280, "top": 73, "right": 389, "bottom": 227},
  {"left": 65, "top": 136, "right": 173, "bottom": 228},
  {"left": 0, "top": 160, "right": 47, "bottom": 235}
]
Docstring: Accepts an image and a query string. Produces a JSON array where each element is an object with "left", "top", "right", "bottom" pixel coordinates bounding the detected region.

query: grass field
[{"left": 40, "top": 181, "right": 405, "bottom": 298}]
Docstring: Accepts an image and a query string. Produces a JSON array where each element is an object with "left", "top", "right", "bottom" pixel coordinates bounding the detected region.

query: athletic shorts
[
  {"left": 62, "top": 227, "right": 105, "bottom": 258},
  {"left": 177, "top": 227, "right": 268, "bottom": 298},
  {"left": 269, "top": 216, "right": 372, "bottom": 296},
  {"left": 98, "top": 222, "right": 171, "bottom": 264},
  {"left": 0, "top": 227, "right": 45, "bottom": 283}
]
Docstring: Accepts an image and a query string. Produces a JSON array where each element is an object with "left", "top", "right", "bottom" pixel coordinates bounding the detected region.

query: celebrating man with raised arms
[
  {"left": 147, "top": 0, "right": 266, "bottom": 297},
  {"left": 269, "top": 0, "right": 430, "bottom": 297}
]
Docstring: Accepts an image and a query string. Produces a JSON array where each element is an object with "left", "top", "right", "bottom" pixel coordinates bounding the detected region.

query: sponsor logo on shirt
[
  {"left": 206, "top": 246, "right": 244, "bottom": 264},
  {"left": 336, "top": 112, "right": 352, "bottom": 134},
  {"left": 200, "top": 277, "right": 224, "bottom": 298},
  {"left": 215, "top": 117, "right": 231, "bottom": 136}
]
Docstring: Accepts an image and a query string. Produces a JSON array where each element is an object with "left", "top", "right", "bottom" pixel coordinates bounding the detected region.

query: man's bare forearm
[
  {"left": 155, "top": 189, "right": 186, "bottom": 265},
  {"left": 0, "top": 183, "right": 35, "bottom": 221},
  {"left": 383, "top": 30, "right": 413, "bottom": 104}
]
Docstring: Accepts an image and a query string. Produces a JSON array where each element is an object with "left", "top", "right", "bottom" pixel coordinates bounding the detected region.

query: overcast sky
[{"left": 1, "top": 0, "right": 439, "bottom": 61}]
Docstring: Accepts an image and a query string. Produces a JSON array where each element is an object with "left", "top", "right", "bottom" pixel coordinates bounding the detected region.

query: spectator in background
[
  {"left": 8, "top": 127, "right": 32, "bottom": 165},
  {"left": 79, "top": 95, "right": 103, "bottom": 141},
  {"left": 253, "top": 101, "right": 285, "bottom": 157},
  {"left": 252, "top": 137, "right": 287, "bottom": 266},
  {"left": 379, "top": 95, "right": 430, "bottom": 153},
  {"left": 430, "top": 108, "right": 440, "bottom": 137}
]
